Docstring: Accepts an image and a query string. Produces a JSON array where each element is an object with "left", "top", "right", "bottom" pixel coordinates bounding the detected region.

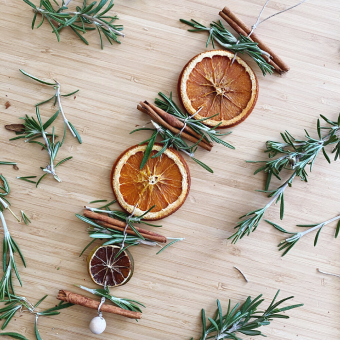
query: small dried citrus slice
[
  {"left": 111, "top": 143, "right": 190, "bottom": 221},
  {"left": 179, "top": 50, "right": 258, "bottom": 128},
  {"left": 88, "top": 245, "right": 134, "bottom": 287}
]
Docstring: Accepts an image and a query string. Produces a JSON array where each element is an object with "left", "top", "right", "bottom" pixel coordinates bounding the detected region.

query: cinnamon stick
[
  {"left": 138, "top": 102, "right": 212, "bottom": 152},
  {"left": 57, "top": 290, "right": 141, "bottom": 319},
  {"left": 83, "top": 210, "right": 167, "bottom": 243},
  {"left": 147, "top": 102, "right": 213, "bottom": 148},
  {"left": 220, "top": 7, "right": 289, "bottom": 73}
]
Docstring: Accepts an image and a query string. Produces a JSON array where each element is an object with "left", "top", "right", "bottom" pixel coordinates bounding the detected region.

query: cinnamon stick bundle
[
  {"left": 57, "top": 290, "right": 142, "bottom": 319},
  {"left": 137, "top": 101, "right": 212, "bottom": 152},
  {"left": 83, "top": 210, "right": 167, "bottom": 243},
  {"left": 147, "top": 102, "right": 213, "bottom": 147},
  {"left": 220, "top": 6, "right": 289, "bottom": 74}
]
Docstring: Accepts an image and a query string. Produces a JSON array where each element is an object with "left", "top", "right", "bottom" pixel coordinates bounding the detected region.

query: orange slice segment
[
  {"left": 88, "top": 245, "right": 134, "bottom": 287},
  {"left": 111, "top": 143, "right": 190, "bottom": 221},
  {"left": 179, "top": 50, "right": 258, "bottom": 128}
]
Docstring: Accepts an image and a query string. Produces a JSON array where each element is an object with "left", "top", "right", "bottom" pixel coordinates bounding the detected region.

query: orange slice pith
[
  {"left": 179, "top": 50, "right": 259, "bottom": 128},
  {"left": 111, "top": 143, "right": 191, "bottom": 221},
  {"left": 88, "top": 245, "right": 134, "bottom": 287}
]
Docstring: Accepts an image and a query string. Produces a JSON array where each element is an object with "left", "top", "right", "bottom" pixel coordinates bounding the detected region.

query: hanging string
[
  {"left": 120, "top": 203, "right": 138, "bottom": 251},
  {"left": 97, "top": 281, "right": 107, "bottom": 318},
  {"left": 231, "top": 0, "right": 307, "bottom": 64}
]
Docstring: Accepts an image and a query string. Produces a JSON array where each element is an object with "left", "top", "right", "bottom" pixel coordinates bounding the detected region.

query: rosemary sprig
[
  {"left": 155, "top": 92, "right": 234, "bottom": 150},
  {"left": 76, "top": 214, "right": 183, "bottom": 256},
  {"left": 17, "top": 176, "right": 37, "bottom": 184},
  {"left": 11, "top": 107, "right": 72, "bottom": 186},
  {"left": 0, "top": 177, "right": 26, "bottom": 299},
  {"left": 180, "top": 19, "right": 273, "bottom": 76},
  {"left": 192, "top": 290, "right": 303, "bottom": 340},
  {"left": 266, "top": 214, "right": 340, "bottom": 256},
  {"left": 230, "top": 114, "right": 340, "bottom": 243},
  {"left": 19, "top": 69, "right": 81, "bottom": 143},
  {"left": 0, "top": 294, "right": 72, "bottom": 334},
  {"left": 0, "top": 333, "right": 28, "bottom": 339},
  {"left": 132, "top": 121, "right": 214, "bottom": 173},
  {"left": 75, "top": 285, "right": 145, "bottom": 313},
  {"left": 23, "top": 0, "right": 124, "bottom": 49},
  {"left": 20, "top": 211, "right": 31, "bottom": 225},
  {"left": 0, "top": 163, "right": 16, "bottom": 166},
  {"left": 133, "top": 92, "right": 234, "bottom": 173}
]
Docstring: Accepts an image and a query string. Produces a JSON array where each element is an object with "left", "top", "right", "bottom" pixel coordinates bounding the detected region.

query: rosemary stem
[
  {"left": 55, "top": 82, "right": 76, "bottom": 138},
  {"left": 0, "top": 198, "right": 20, "bottom": 222},
  {"left": 81, "top": 14, "right": 125, "bottom": 37},
  {"left": 37, "top": 7, "right": 125, "bottom": 37},
  {"left": 265, "top": 173, "right": 295, "bottom": 210},
  {"left": 287, "top": 214, "right": 340, "bottom": 241}
]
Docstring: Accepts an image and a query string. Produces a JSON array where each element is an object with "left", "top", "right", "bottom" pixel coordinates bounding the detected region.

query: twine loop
[
  {"left": 231, "top": 0, "right": 307, "bottom": 64},
  {"left": 97, "top": 281, "right": 107, "bottom": 317},
  {"left": 120, "top": 203, "right": 139, "bottom": 250}
]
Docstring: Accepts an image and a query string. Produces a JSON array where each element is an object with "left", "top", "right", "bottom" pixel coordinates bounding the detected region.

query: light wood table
[{"left": 1, "top": 0, "right": 340, "bottom": 339}]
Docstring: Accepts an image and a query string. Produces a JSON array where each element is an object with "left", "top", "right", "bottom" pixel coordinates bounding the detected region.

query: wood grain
[{"left": 1, "top": 0, "right": 340, "bottom": 339}]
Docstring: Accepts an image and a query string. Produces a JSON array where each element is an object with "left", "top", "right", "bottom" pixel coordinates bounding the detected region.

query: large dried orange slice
[
  {"left": 111, "top": 143, "right": 190, "bottom": 221},
  {"left": 88, "top": 245, "right": 134, "bottom": 287},
  {"left": 179, "top": 50, "right": 258, "bottom": 128}
]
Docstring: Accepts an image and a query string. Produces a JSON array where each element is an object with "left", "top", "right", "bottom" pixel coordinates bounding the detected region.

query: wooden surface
[{"left": 1, "top": 0, "right": 340, "bottom": 339}]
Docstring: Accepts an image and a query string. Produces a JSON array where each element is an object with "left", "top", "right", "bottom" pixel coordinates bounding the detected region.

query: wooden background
[{"left": 1, "top": 0, "right": 340, "bottom": 339}]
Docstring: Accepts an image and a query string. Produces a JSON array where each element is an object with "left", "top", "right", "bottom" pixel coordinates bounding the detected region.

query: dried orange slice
[
  {"left": 88, "top": 245, "right": 134, "bottom": 287},
  {"left": 111, "top": 143, "right": 190, "bottom": 221},
  {"left": 179, "top": 50, "right": 258, "bottom": 128}
]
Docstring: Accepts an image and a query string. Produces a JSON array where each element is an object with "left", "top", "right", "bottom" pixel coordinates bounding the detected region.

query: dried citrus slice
[
  {"left": 179, "top": 50, "right": 258, "bottom": 128},
  {"left": 111, "top": 143, "right": 190, "bottom": 221},
  {"left": 88, "top": 245, "right": 134, "bottom": 287}
]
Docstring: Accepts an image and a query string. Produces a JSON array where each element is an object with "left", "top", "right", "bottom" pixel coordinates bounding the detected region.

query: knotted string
[
  {"left": 231, "top": 0, "right": 307, "bottom": 64},
  {"left": 169, "top": 107, "right": 202, "bottom": 146}
]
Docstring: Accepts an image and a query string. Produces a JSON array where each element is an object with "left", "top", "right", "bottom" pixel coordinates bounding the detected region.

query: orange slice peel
[
  {"left": 179, "top": 50, "right": 259, "bottom": 128},
  {"left": 111, "top": 143, "right": 191, "bottom": 221}
]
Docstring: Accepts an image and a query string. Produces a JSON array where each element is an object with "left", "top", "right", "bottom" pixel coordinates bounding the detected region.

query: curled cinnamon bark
[
  {"left": 4, "top": 124, "right": 25, "bottom": 132},
  {"left": 147, "top": 102, "right": 213, "bottom": 147},
  {"left": 220, "top": 7, "right": 289, "bottom": 74},
  {"left": 57, "top": 290, "right": 142, "bottom": 319},
  {"left": 137, "top": 101, "right": 212, "bottom": 152},
  {"left": 83, "top": 210, "right": 167, "bottom": 243}
]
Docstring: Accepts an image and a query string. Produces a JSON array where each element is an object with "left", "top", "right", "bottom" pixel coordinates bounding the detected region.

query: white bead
[{"left": 89, "top": 316, "right": 106, "bottom": 334}]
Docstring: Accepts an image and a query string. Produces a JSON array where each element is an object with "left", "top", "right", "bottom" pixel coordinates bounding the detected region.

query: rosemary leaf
[
  {"left": 232, "top": 113, "right": 340, "bottom": 243},
  {"left": 0, "top": 332, "right": 29, "bottom": 340}
]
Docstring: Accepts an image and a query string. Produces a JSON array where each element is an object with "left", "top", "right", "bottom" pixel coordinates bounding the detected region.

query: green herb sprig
[
  {"left": 21, "top": 211, "right": 31, "bottom": 225},
  {"left": 0, "top": 163, "right": 16, "bottom": 166},
  {"left": 77, "top": 199, "right": 183, "bottom": 256},
  {"left": 180, "top": 19, "right": 273, "bottom": 76},
  {"left": 19, "top": 69, "right": 81, "bottom": 143},
  {"left": 0, "top": 333, "right": 29, "bottom": 339},
  {"left": 0, "top": 294, "right": 72, "bottom": 336},
  {"left": 192, "top": 290, "right": 303, "bottom": 340},
  {"left": 10, "top": 108, "right": 72, "bottom": 186},
  {"left": 75, "top": 285, "right": 145, "bottom": 313},
  {"left": 76, "top": 213, "right": 183, "bottom": 256},
  {"left": 132, "top": 92, "right": 234, "bottom": 173},
  {"left": 0, "top": 176, "right": 26, "bottom": 299},
  {"left": 23, "top": 0, "right": 123, "bottom": 49},
  {"left": 266, "top": 213, "right": 340, "bottom": 256},
  {"left": 230, "top": 114, "right": 340, "bottom": 243}
]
